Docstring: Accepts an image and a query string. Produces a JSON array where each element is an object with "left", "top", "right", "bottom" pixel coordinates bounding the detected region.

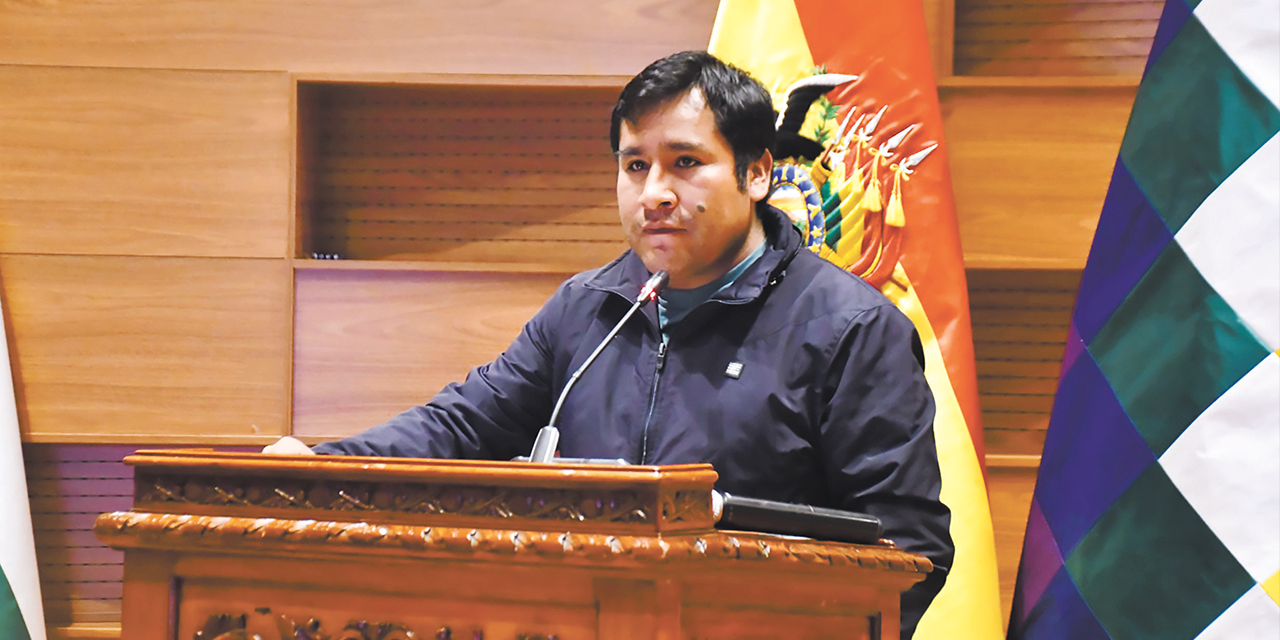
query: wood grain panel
[
  {"left": 301, "top": 82, "right": 627, "bottom": 266},
  {"left": 968, "top": 269, "right": 1080, "bottom": 456},
  {"left": 955, "top": 0, "right": 1162, "bottom": 76},
  {"left": 25, "top": 443, "right": 257, "bottom": 636},
  {"left": 323, "top": 237, "right": 628, "bottom": 268},
  {"left": 922, "top": 0, "right": 956, "bottom": 77},
  {"left": 48, "top": 624, "right": 121, "bottom": 639},
  {"left": 941, "top": 85, "right": 1135, "bottom": 269},
  {"left": 0, "top": 66, "right": 290, "bottom": 259},
  {"left": 1, "top": 255, "right": 291, "bottom": 438},
  {"left": 292, "top": 268, "right": 572, "bottom": 438},
  {"left": 0, "top": 0, "right": 719, "bottom": 76},
  {"left": 25, "top": 444, "right": 135, "bottom": 626}
]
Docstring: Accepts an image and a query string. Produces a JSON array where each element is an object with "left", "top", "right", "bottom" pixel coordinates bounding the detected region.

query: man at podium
[{"left": 265, "top": 51, "right": 952, "bottom": 639}]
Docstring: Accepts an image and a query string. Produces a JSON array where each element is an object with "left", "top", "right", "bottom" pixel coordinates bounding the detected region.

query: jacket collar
[{"left": 583, "top": 204, "right": 803, "bottom": 303}]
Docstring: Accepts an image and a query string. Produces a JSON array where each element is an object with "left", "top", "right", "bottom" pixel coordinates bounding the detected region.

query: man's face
[{"left": 616, "top": 88, "right": 771, "bottom": 290}]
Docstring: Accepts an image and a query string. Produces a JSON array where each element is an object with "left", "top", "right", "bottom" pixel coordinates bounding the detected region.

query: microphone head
[{"left": 637, "top": 270, "right": 670, "bottom": 304}]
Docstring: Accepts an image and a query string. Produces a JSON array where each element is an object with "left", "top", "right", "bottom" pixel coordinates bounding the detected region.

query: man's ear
[{"left": 746, "top": 150, "right": 773, "bottom": 202}]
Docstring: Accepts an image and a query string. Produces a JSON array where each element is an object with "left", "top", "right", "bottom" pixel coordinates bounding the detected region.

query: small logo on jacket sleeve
[{"left": 725, "top": 362, "right": 744, "bottom": 379}]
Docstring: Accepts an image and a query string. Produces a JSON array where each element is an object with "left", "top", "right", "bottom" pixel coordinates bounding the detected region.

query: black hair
[{"left": 610, "top": 51, "right": 777, "bottom": 190}]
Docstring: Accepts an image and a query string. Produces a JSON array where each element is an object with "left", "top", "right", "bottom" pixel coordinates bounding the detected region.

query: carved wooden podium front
[{"left": 94, "top": 450, "right": 931, "bottom": 640}]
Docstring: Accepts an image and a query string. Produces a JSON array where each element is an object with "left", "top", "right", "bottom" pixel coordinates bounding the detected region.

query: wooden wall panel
[
  {"left": 26, "top": 443, "right": 258, "bottom": 634},
  {"left": 1, "top": 255, "right": 291, "bottom": 439},
  {"left": 922, "top": 0, "right": 956, "bottom": 77},
  {"left": 26, "top": 444, "right": 134, "bottom": 627},
  {"left": 941, "top": 84, "right": 1135, "bottom": 269},
  {"left": 0, "top": 66, "right": 290, "bottom": 259},
  {"left": 0, "top": 0, "right": 719, "bottom": 76},
  {"left": 955, "top": 0, "right": 1162, "bottom": 76},
  {"left": 292, "top": 268, "right": 570, "bottom": 439},
  {"left": 968, "top": 269, "right": 1080, "bottom": 456}
]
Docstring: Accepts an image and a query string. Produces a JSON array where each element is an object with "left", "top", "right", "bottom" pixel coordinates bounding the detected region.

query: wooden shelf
[
  {"left": 986, "top": 454, "right": 1042, "bottom": 469},
  {"left": 23, "top": 433, "right": 284, "bottom": 445},
  {"left": 939, "top": 75, "right": 1142, "bottom": 89},
  {"left": 295, "top": 80, "right": 623, "bottom": 267},
  {"left": 293, "top": 72, "right": 632, "bottom": 87},
  {"left": 293, "top": 258, "right": 584, "bottom": 275},
  {"left": 962, "top": 256, "right": 1090, "bottom": 271},
  {"left": 48, "top": 623, "right": 121, "bottom": 640}
]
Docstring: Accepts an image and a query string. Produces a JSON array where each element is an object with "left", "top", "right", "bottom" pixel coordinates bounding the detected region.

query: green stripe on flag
[
  {"left": 0, "top": 565, "right": 32, "bottom": 640},
  {"left": 1091, "top": 242, "right": 1270, "bottom": 455},
  {"left": 1120, "top": 15, "right": 1280, "bottom": 233},
  {"left": 1065, "top": 463, "right": 1254, "bottom": 640}
]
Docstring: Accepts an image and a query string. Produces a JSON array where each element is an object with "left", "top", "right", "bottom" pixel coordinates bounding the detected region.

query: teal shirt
[{"left": 656, "top": 241, "right": 768, "bottom": 333}]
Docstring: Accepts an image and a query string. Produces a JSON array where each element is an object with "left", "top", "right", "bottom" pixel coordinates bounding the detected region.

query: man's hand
[{"left": 262, "top": 436, "right": 316, "bottom": 455}]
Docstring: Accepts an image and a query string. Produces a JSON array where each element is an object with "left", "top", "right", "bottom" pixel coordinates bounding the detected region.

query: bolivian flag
[{"left": 710, "top": 1, "right": 1003, "bottom": 638}]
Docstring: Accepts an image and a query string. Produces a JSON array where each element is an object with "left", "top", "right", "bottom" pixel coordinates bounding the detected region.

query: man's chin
[
  {"left": 640, "top": 262, "right": 697, "bottom": 289},
  {"left": 635, "top": 250, "right": 674, "bottom": 275}
]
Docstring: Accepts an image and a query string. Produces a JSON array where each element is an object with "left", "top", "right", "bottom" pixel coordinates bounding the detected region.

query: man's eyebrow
[
  {"left": 666, "top": 141, "right": 709, "bottom": 153},
  {"left": 616, "top": 141, "right": 710, "bottom": 157}
]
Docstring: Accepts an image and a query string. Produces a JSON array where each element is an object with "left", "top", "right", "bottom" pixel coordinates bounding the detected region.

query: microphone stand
[{"left": 527, "top": 270, "right": 669, "bottom": 464}]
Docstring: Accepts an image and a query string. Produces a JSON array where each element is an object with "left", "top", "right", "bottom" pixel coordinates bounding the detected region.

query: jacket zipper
[{"left": 639, "top": 339, "right": 667, "bottom": 464}]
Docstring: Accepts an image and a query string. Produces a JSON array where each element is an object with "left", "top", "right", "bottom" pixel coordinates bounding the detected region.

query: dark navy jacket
[{"left": 315, "top": 205, "right": 953, "bottom": 637}]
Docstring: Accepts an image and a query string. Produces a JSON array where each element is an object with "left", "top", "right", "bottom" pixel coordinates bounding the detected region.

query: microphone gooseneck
[{"left": 528, "top": 270, "right": 668, "bottom": 463}]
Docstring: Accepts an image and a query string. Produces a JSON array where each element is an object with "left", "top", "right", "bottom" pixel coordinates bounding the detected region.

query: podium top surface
[
  {"left": 122, "top": 449, "right": 721, "bottom": 535},
  {"left": 126, "top": 448, "right": 718, "bottom": 487}
]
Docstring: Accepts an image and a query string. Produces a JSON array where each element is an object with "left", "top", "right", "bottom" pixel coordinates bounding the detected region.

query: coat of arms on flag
[{"left": 765, "top": 70, "right": 938, "bottom": 294}]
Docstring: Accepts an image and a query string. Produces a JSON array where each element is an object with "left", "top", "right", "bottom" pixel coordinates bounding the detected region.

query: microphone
[
  {"left": 711, "top": 491, "right": 884, "bottom": 545},
  {"left": 527, "top": 270, "right": 669, "bottom": 463}
]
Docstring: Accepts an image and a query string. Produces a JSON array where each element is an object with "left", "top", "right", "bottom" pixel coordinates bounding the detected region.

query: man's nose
[{"left": 638, "top": 168, "right": 676, "bottom": 215}]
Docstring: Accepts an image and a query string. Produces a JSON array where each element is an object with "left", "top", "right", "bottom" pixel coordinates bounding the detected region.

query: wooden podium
[{"left": 94, "top": 450, "right": 931, "bottom": 640}]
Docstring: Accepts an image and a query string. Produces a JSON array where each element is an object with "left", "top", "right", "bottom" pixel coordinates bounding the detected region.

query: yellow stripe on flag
[
  {"left": 884, "top": 264, "right": 1004, "bottom": 639},
  {"left": 709, "top": 0, "right": 814, "bottom": 110}
]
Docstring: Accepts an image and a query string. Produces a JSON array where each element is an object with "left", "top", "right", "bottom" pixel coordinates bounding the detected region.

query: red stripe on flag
[{"left": 793, "top": 0, "right": 986, "bottom": 457}]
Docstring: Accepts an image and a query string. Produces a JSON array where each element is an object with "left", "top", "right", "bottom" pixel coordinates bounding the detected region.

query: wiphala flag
[{"left": 1007, "top": 0, "right": 1280, "bottom": 638}]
